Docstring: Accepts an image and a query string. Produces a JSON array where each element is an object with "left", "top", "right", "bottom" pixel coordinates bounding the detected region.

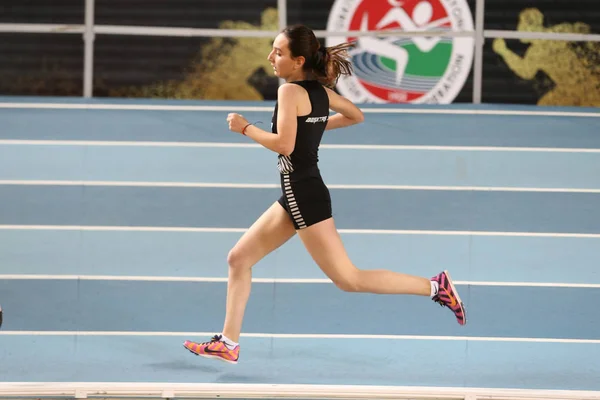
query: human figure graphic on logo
[
  {"left": 355, "top": 0, "right": 445, "bottom": 86},
  {"left": 326, "top": 0, "right": 475, "bottom": 104}
]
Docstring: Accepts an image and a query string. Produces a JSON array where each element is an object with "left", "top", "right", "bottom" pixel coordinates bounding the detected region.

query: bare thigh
[
  {"left": 296, "top": 217, "right": 358, "bottom": 287},
  {"left": 228, "top": 201, "right": 297, "bottom": 268}
]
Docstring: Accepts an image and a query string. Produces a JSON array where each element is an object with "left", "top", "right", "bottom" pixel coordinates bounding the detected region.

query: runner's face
[{"left": 267, "top": 33, "right": 303, "bottom": 81}]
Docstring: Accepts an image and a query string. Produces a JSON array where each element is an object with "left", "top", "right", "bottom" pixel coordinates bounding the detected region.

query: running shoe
[
  {"left": 183, "top": 334, "right": 239, "bottom": 364},
  {"left": 431, "top": 270, "right": 467, "bottom": 326}
]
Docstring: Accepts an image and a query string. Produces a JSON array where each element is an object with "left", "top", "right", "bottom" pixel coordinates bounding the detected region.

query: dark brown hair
[{"left": 282, "top": 24, "right": 354, "bottom": 87}]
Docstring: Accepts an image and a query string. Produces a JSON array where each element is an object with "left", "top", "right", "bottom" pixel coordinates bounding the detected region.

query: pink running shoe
[
  {"left": 431, "top": 270, "right": 467, "bottom": 326},
  {"left": 183, "top": 334, "right": 239, "bottom": 364}
]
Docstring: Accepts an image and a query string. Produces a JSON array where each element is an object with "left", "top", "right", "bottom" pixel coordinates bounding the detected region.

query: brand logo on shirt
[{"left": 305, "top": 116, "right": 328, "bottom": 123}]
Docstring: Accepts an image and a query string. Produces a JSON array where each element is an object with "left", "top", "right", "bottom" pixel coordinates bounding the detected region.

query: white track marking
[
  {"left": 1, "top": 179, "right": 599, "bottom": 193},
  {"left": 0, "top": 330, "right": 598, "bottom": 344},
  {"left": 0, "top": 180, "right": 280, "bottom": 189},
  {"left": 1, "top": 274, "right": 599, "bottom": 288},
  {"left": 0, "top": 102, "right": 599, "bottom": 117},
  {"left": 1, "top": 139, "right": 600, "bottom": 153},
  {"left": 0, "top": 225, "right": 598, "bottom": 238},
  {"left": 0, "top": 225, "right": 248, "bottom": 232}
]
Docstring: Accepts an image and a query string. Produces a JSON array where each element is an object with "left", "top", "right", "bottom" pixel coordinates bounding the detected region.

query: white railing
[
  {"left": 1, "top": 0, "right": 599, "bottom": 102},
  {"left": 1, "top": 382, "right": 600, "bottom": 400}
]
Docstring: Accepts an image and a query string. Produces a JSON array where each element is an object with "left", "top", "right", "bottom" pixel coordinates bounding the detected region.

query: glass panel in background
[
  {"left": 482, "top": 0, "right": 600, "bottom": 106},
  {"left": 95, "top": 0, "right": 277, "bottom": 29},
  {"left": 0, "top": 0, "right": 84, "bottom": 24},
  {"left": 483, "top": 37, "right": 600, "bottom": 106},
  {"left": 287, "top": 0, "right": 476, "bottom": 104},
  {"left": 484, "top": 0, "right": 600, "bottom": 31},
  {"left": 93, "top": 2, "right": 280, "bottom": 99},
  {"left": 93, "top": 34, "right": 279, "bottom": 100},
  {"left": 0, "top": 33, "right": 83, "bottom": 96},
  {"left": 286, "top": 0, "right": 335, "bottom": 31}
]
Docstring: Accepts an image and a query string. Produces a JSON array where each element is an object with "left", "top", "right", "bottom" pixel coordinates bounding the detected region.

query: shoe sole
[
  {"left": 443, "top": 270, "right": 467, "bottom": 326},
  {"left": 183, "top": 343, "right": 238, "bottom": 365}
]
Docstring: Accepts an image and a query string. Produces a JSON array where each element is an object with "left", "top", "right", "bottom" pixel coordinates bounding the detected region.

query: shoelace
[
  {"left": 433, "top": 295, "right": 446, "bottom": 308},
  {"left": 433, "top": 287, "right": 453, "bottom": 309},
  {"left": 199, "top": 334, "right": 223, "bottom": 346}
]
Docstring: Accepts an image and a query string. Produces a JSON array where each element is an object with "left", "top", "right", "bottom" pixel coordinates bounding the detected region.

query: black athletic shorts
[{"left": 277, "top": 170, "right": 332, "bottom": 230}]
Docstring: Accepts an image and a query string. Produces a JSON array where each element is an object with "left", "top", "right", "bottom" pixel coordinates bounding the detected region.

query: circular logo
[{"left": 326, "top": 0, "right": 474, "bottom": 104}]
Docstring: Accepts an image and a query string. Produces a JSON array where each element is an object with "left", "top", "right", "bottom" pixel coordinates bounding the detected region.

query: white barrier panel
[{"left": 0, "top": 383, "right": 600, "bottom": 400}]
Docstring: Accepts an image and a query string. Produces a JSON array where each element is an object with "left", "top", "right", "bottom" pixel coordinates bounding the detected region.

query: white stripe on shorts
[{"left": 282, "top": 175, "right": 306, "bottom": 229}]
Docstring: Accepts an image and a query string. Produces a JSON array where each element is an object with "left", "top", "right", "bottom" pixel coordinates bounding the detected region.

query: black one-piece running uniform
[{"left": 272, "top": 80, "right": 331, "bottom": 230}]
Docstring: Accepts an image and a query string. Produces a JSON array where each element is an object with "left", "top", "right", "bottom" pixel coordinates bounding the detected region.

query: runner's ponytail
[{"left": 282, "top": 24, "right": 354, "bottom": 87}]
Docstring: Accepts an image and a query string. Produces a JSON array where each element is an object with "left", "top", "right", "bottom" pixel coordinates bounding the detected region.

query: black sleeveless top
[{"left": 271, "top": 80, "right": 330, "bottom": 175}]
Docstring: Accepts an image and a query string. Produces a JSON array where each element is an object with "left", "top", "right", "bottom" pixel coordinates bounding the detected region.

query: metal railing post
[
  {"left": 83, "top": 0, "right": 95, "bottom": 98},
  {"left": 277, "top": 0, "right": 287, "bottom": 86},
  {"left": 472, "top": 0, "right": 485, "bottom": 104}
]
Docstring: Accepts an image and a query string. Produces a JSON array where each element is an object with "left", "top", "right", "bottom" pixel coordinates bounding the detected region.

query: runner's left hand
[{"left": 227, "top": 113, "right": 249, "bottom": 134}]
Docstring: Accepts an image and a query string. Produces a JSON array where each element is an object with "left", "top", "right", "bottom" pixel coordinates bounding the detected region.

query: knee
[
  {"left": 227, "top": 247, "right": 252, "bottom": 272},
  {"left": 331, "top": 271, "right": 362, "bottom": 293}
]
